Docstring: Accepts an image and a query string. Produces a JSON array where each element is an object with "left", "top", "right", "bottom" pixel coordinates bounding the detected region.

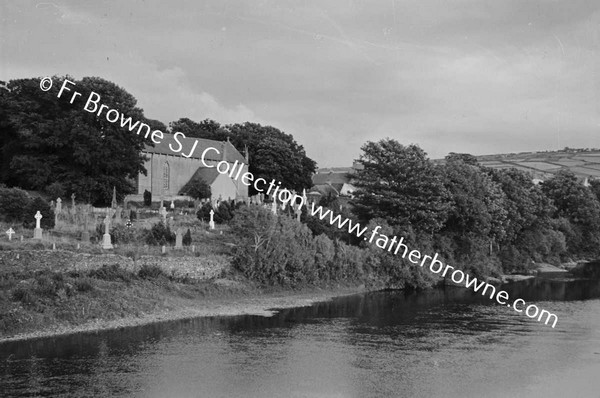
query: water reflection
[{"left": 1, "top": 278, "right": 600, "bottom": 397}]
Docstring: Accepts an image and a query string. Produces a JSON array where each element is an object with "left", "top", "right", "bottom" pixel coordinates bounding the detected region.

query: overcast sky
[{"left": 2, "top": 0, "right": 599, "bottom": 167}]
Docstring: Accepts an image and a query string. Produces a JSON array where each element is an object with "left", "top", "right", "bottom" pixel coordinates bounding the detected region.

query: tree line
[
  {"left": 310, "top": 139, "right": 600, "bottom": 279},
  {"left": 0, "top": 76, "right": 316, "bottom": 206}
]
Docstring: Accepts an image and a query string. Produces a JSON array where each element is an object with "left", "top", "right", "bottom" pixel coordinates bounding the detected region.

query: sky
[{"left": 1, "top": 0, "right": 600, "bottom": 167}]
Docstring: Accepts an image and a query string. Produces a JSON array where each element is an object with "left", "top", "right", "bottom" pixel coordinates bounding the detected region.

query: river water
[{"left": 1, "top": 278, "right": 600, "bottom": 398}]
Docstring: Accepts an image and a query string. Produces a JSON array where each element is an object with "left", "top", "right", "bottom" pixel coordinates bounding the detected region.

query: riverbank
[{"left": 0, "top": 267, "right": 368, "bottom": 343}]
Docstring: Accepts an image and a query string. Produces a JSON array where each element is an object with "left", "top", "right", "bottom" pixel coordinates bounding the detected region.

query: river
[{"left": 1, "top": 278, "right": 600, "bottom": 398}]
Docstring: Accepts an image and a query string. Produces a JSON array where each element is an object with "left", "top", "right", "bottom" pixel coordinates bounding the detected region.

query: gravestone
[
  {"left": 5, "top": 228, "right": 15, "bottom": 241},
  {"left": 101, "top": 215, "right": 113, "bottom": 249},
  {"left": 175, "top": 228, "right": 183, "bottom": 249},
  {"left": 209, "top": 209, "right": 215, "bottom": 230},
  {"left": 111, "top": 186, "right": 117, "bottom": 209},
  {"left": 114, "top": 206, "right": 122, "bottom": 224},
  {"left": 271, "top": 199, "right": 277, "bottom": 215},
  {"left": 55, "top": 198, "right": 62, "bottom": 214},
  {"left": 81, "top": 209, "right": 90, "bottom": 243},
  {"left": 295, "top": 205, "right": 302, "bottom": 222},
  {"left": 170, "top": 200, "right": 175, "bottom": 210},
  {"left": 33, "top": 211, "right": 43, "bottom": 240},
  {"left": 159, "top": 206, "right": 167, "bottom": 223},
  {"left": 81, "top": 229, "right": 90, "bottom": 243},
  {"left": 71, "top": 193, "right": 76, "bottom": 208}
]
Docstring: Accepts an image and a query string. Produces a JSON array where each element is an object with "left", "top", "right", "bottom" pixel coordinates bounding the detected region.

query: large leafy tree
[
  {"left": 169, "top": 119, "right": 316, "bottom": 195},
  {"left": 351, "top": 139, "right": 450, "bottom": 234},
  {"left": 441, "top": 157, "right": 507, "bottom": 241},
  {"left": 541, "top": 170, "right": 600, "bottom": 256},
  {"left": 0, "top": 76, "right": 153, "bottom": 206}
]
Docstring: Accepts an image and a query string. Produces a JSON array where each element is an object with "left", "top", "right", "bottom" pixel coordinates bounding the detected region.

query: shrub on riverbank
[{"left": 230, "top": 206, "right": 434, "bottom": 289}]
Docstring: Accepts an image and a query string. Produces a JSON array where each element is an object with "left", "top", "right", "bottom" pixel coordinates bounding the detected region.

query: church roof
[
  {"left": 143, "top": 133, "right": 246, "bottom": 164},
  {"left": 188, "top": 167, "right": 221, "bottom": 185}
]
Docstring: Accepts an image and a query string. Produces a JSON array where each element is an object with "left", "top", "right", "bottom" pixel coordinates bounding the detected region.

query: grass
[{"left": 0, "top": 263, "right": 250, "bottom": 338}]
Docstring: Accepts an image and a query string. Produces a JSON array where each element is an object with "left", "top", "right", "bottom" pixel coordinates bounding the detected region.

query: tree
[
  {"left": 182, "top": 229, "right": 192, "bottom": 246},
  {"left": 143, "top": 189, "right": 152, "bottom": 207},
  {"left": 541, "top": 170, "right": 600, "bottom": 256},
  {"left": 179, "top": 177, "right": 211, "bottom": 200},
  {"left": 0, "top": 76, "right": 153, "bottom": 206},
  {"left": 351, "top": 139, "right": 450, "bottom": 234},
  {"left": 441, "top": 158, "right": 507, "bottom": 241},
  {"left": 169, "top": 119, "right": 317, "bottom": 195}
]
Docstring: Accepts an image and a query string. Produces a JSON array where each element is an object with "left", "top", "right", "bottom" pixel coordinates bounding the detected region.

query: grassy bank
[{"left": 0, "top": 262, "right": 366, "bottom": 342}]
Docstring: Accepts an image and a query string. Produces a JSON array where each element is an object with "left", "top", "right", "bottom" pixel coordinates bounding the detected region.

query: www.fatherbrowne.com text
[{"left": 309, "top": 203, "right": 559, "bottom": 328}]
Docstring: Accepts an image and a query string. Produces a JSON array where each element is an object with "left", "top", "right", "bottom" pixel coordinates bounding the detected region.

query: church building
[{"left": 132, "top": 133, "right": 249, "bottom": 202}]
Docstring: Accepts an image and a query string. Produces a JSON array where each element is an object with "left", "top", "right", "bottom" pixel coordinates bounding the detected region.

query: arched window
[{"left": 163, "top": 162, "right": 170, "bottom": 192}]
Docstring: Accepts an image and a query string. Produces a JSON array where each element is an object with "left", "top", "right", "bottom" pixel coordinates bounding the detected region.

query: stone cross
[
  {"left": 56, "top": 198, "right": 62, "bottom": 214},
  {"left": 159, "top": 206, "right": 167, "bottom": 223},
  {"left": 209, "top": 209, "right": 215, "bottom": 230},
  {"left": 71, "top": 193, "right": 76, "bottom": 208},
  {"left": 6, "top": 228, "right": 15, "bottom": 241},
  {"left": 175, "top": 228, "right": 183, "bottom": 249},
  {"left": 170, "top": 200, "right": 175, "bottom": 210},
  {"left": 33, "top": 211, "right": 43, "bottom": 240},
  {"left": 34, "top": 211, "right": 42, "bottom": 229},
  {"left": 104, "top": 214, "right": 111, "bottom": 235}
]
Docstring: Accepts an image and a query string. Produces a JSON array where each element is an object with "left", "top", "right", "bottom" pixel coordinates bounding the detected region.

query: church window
[{"left": 163, "top": 162, "right": 170, "bottom": 192}]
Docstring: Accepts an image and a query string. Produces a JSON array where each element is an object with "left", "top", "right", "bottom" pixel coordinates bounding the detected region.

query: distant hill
[{"left": 436, "top": 148, "right": 600, "bottom": 182}]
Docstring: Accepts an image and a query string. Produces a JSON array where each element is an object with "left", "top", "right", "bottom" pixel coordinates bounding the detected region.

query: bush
[
  {"left": 183, "top": 228, "right": 192, "bottom": 246},
  {"left": 23, "top": 196, "right": 55, "bottom": 229},
  {"left": 197, "top": 202, "right": 212, "bottom": 223},
  {"left": 0, "top": 186, "right": 30, "bottom": 222},
  {"left": 138, "top": 264, "right": 167, "bottom": 279},
  {"left": 74, "top": 278, "right": 95, "bottom": 292},
  {"left": 231, "top": 206, "right": 318, "bottom": 286},
  {"left": 143, "top": 189, "right": 152, "bottom": 207},
  {"left": 88, "top": 264, "right": 133, "bottom": 282},
  {"left": 11, "top": 285, "right": 35, "bottom": 304},
  {"left": 46, "top": 182, "right": 66, "bottom": 200},
  {"left": 109, "top": 223, "right": 138, "bottom": 244},
  {"left": 0, "top": 187, "right": 54, "bottom": 229},
  {"left": 145, "top": 222, "right": 175, "bottom": 246}
]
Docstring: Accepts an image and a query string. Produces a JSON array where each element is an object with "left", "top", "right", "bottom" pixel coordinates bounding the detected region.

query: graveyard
[{"left": 0, "top": 193, "right": 261, "bottom": 340}]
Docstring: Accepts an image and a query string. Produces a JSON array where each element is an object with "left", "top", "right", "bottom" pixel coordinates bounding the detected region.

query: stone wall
[{"left": 0, "top": 250, "right": 230, "bottom": 280}]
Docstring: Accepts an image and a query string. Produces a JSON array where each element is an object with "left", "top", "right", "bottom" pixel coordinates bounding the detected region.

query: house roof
[
  {"left": 312, "top": 170, "right": 353, "bottom": 185},
  {"left": 143, "top": 133, "right": 246, "bottom": 164}
]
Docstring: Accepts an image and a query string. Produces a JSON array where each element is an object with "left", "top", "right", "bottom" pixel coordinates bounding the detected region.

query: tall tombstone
[
  {"left": 33, "top": 211, "right": 43, "bottom": 240},
  {"left": 295, "top": 205, "right": 302, "bottom": 222},
  {"left": 55, "top": 198, "right": 62, "bottom": 214},
  {"left": 175, "top": 228, "right": 183, "bottom": 249},
  {"left": 209, "top": 209, "right": 215, "bottom": 230},
  {"left": 271, "top": 199, "right": 277, "bottom": 215},
  {"left": 111, "top": 186, "right": 117, "bottom": 209},
  {"left": 114, "top": 206, "right": 122, "bottom": 224},
  {"left": 71, "top": 193, "right": 76, "bottom": 208},
  {"left": 101, "top": 215, "right": 113, "bottom": 249}
]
